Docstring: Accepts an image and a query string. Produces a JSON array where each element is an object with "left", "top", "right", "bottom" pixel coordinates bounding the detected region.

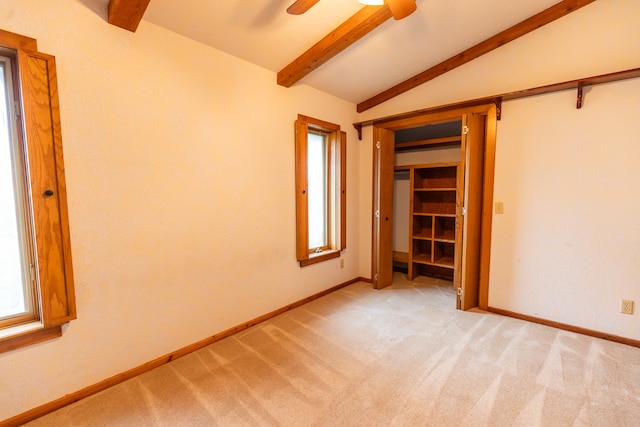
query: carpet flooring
[{"left": 25, "top": 274, "right": 640, "bottom": 426}]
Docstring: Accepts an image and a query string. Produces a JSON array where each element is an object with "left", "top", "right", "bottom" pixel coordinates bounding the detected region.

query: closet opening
[
  {"left": 372, "top": 104, "right": 497, "bottom": 311},
  {"left": 392, "top": 120, "right": 462, "bottom": 283}
]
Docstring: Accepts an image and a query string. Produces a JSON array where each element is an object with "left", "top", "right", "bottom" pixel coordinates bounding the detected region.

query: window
[
  {"left": 0, "top": 29, "right": 75, "bottom": 354},
  {"left": 295, "top": 115, "right": 346, "bottom": 267},
  {"left": 307, "top": 131, "right": 329, "bottom": 251},
  {"left": 0, "top": 50, "right": 37, "bottom": 328}
]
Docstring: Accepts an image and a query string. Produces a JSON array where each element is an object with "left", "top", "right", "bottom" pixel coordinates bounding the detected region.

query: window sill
[
  {"left": 299, "top": 250, "right": 340, "bottom": 267},
  {"left": 0, "top": 323, "right": 62, "bottom": 354}
]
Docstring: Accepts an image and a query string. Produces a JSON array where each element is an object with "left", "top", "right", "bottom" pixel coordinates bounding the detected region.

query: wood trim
[
  {"left": 301, "top": 114, "right": 341, "bottom": 132},
  {"left": 325, "top": 133, "right": 334, "bottom": 252},
  {"left": 0, "top": 326, "right": 61, "bottom": 355},
  {"left": 295, "top": 119, "right": 309, "bottom": 261},
  {"left": 370, "top": 128, "right": 379, "bottom": 284},
  {"left": 453, "top": 117, "right": 466, "bottom": 297},
  {"left": 299, "top": 250, "right": 341, "bottom": 267},
  {"left": 354, "top": 68, "right": 640, "bottom": 137},
  {"left": 2, "top": 277, "right": 366, "bottom": 427},
  {"left": 459, "top": 114, "right": 484, "bottom": 310},
  {"left": 19, "top": 50, "right": 76, "bottom": 326},
  {"left": 0, "top": 29, "right": 37, "bottom": 50},
  {"left": 499, "top": 69, "right": 640, "bottom": 103},
  {"left": 373, "top": 104, "right": 494, "bottom": 132},
  {"left": 478, "top": 106, "right": 498, "bottom": 310},
  {"left": 357, "top": 0, "right": 598, "bottom": 112},
  {"left": 295, "top": 115, "right": 344, "bottom": 263},
  {"left": 488, "top": 306, "right": 640, "bottom": 349},
  {"left": 277, "top": 5, "right": 393, "bottom": 87},
  {"left": 340, "top": 131, "right": 347, "bottom": 250},
  {"left": 356, "top": 99, "right": 501, "bottom": 132},
  {"left": 0, "top": 312, "right": 39, "bottom": 330},
  {"left": 107, "top": 0, "right": 151, "bottom": 32}
]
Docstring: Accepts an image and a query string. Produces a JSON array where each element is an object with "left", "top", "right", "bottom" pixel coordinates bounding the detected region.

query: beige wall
[
  {"left": 491, "top": 78, "right": 640, "bottom": 339},
  {"left": 0, "top": 0, "right": 360, "bottom": 420},
  {"left": 356, "top": 0, "right": 640, "bottom": 338}
]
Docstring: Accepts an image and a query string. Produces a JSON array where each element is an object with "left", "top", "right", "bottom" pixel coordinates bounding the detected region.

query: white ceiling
[{"left": 125, "top": 0, "right": 563, "bottom": 104}]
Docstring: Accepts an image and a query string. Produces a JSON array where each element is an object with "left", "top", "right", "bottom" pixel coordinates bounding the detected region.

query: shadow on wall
[{"left": 74, "top": 0, "right": 108, "bottom": 20}]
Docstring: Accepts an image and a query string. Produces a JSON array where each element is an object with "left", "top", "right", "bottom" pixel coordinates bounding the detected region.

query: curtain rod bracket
[
  {"left": 576, "top": 81, "right": 584, "bottom": 109},
  {"left": 354, "top": 123, "right": 363, "bottom": 140}
]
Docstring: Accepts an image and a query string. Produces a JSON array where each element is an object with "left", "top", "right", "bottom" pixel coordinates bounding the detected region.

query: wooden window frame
[
  {"left": 0, "top": 50, "right": 39, "bottom": 330},
  {"left": 295, "top": 114, "right": 346, "bottom": 267},
  {"left": 0, "top": 29, "right": 75, "bottom": 354},
  {"left": 306, "top": 129, "right": 331, "bottom": 254}
]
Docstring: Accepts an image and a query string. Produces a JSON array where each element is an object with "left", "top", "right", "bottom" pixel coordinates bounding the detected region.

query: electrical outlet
[
  {"left": 621, "top": 299, "right": 634, "bottom": 315},
  {"left": 495, "top": 202, "right": 504, "bottom": 215},
  {"left": 340, "top": 259, "right": 344, "bottom": 269}
]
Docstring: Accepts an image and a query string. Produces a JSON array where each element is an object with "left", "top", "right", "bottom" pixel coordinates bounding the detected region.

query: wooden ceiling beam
[
  {"left": 357, "top": 0, "right": 598, "bottom": 112},
  {"left": 277, "top": 5, "right": 393, "bottom": 88},
  {"left": 108, "top": 0, "right": 152, "bottom": 32}
]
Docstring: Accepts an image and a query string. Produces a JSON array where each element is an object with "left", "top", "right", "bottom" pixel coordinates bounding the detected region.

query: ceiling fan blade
[
  {"left": 287, "top": 0, "right": 321, "bottom": 15},
  {"left": 385, "top": 0, "right": 416, "bottom": 20}
]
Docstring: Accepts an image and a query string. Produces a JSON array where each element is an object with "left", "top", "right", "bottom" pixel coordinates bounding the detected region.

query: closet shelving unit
[{"left": 408, "top": 162, "right": 459, "bottom": 280}]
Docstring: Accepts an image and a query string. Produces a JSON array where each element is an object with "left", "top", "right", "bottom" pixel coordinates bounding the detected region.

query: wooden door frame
[{"left": 370, "top": 104, "right": 497, "bottom": 309}]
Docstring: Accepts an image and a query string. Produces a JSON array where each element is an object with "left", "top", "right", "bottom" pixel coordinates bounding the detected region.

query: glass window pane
[
  {"left": 307, "top": 132, "right": 328, "bottom": 250},
  {"left": 0, "top": 59, "right": 31, "bottom": 320}
]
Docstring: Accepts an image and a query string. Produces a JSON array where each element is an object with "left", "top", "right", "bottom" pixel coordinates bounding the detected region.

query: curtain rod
[{"left": 353, "top": 67, "right": 640, "bottom": 140}]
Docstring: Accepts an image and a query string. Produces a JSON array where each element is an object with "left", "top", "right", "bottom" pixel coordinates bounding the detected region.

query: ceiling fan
[{"left": 287, "top": 0, "right": 417, "bottom": 20}]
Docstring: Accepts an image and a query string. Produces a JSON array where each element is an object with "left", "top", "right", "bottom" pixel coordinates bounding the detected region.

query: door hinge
[
  {"left": 463, "top": 126, "right": 469, "bottom": 135},
  {"left": 462, "top": 207, "right": 467, "bottom": 216},
  {"left": 376, "top": 141, "right": 381, "bottom": 149},
  {"left": 457, "top": 287, "right": 462, "bottom": 302},
  {"left": 374, "top": 274, "right": 378, "bottom": 283},
  {"left": 29, "top": 264, "right": 35, "bottom": 283},
  {"left": 375, "top": 210, "right": 380, "bottom": 218},
  {"left": 14, "top": 102, "right": 21, "bottom": 119}
]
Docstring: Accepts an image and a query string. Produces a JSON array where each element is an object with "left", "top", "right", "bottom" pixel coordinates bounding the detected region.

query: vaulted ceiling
[{"left": 104, "top": 0, "right": 598, "bottom": 111}]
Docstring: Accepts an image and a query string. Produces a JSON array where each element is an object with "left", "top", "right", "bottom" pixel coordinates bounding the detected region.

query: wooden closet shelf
[
  {"left": 412, "top": 254, "right": 432, "bottom": 264},
  {"left": 432, "top": 257, "right": 455, "bottom": 268},
  {"left": 412, "top": 233, "right": 432, "bottom": 240},
  {"left": 413, "top": 187, "right": 456, "bottom": 192},
  {"left": 395, "top": 136, "right": 461, "bottom": 150},
  {"left": 393, "top": 251, "right": 408, "bottom": 263},
  {"left": 413, "top": 212, "right": 456, "bottom": 217},
  {"left": 434, "top": 237, "right": 455, "bottom": 244}
]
